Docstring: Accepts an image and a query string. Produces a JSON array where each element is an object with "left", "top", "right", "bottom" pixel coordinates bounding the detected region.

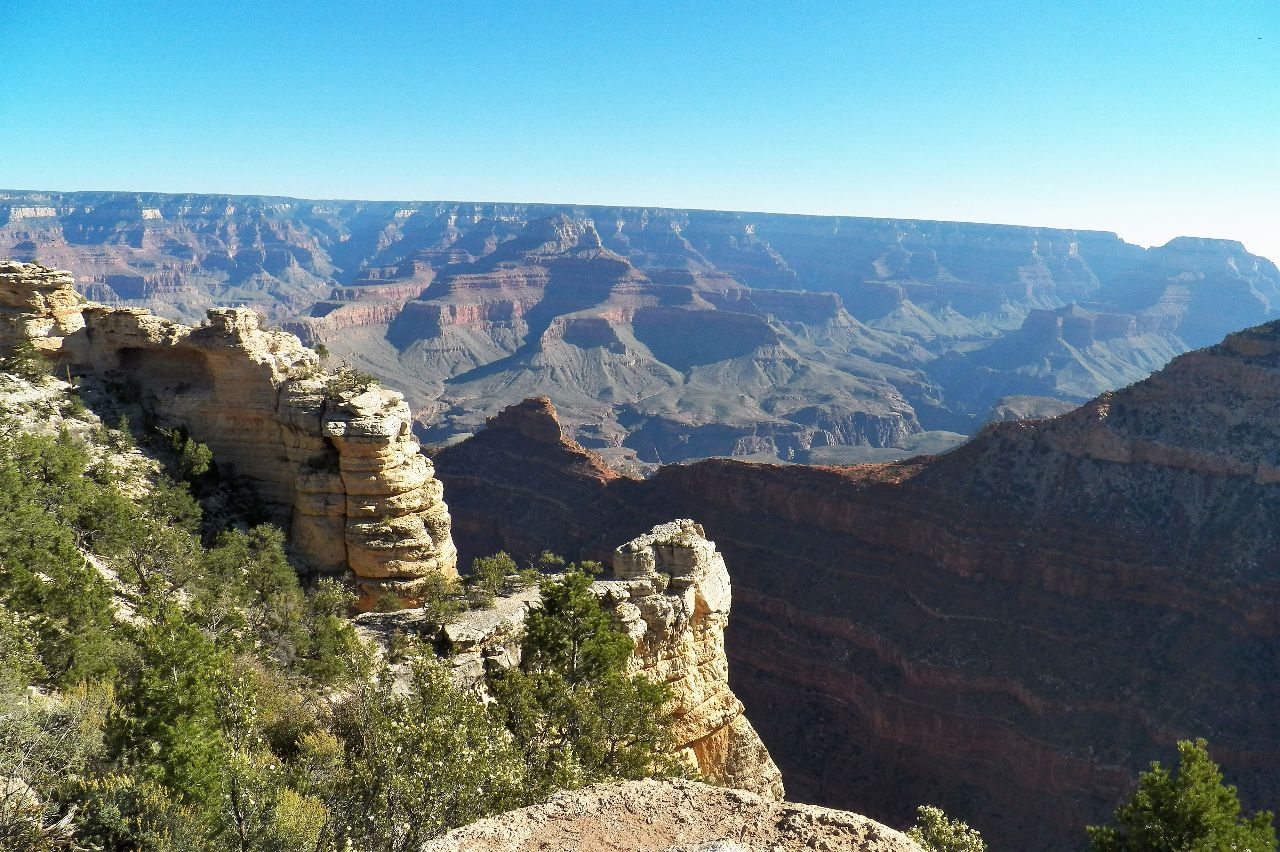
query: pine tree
[{"left": 1088, "top": 738, "right": 1276, "bottom": 851}]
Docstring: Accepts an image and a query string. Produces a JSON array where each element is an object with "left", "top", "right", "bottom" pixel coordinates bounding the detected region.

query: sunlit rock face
[
  {"left": 605, "top": 519, "right": 785, "bottom": 799},
  {"left": 1, "top": 260, "right": 86, "bottom": 352},
  {"left": 1, "top": 260, "right": 456, "bottom": 606},
  {"left": 436, "top": 519, "right": 785, "bottom": 800}
]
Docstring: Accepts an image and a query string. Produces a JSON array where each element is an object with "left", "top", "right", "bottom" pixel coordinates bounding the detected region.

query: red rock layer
[
  {"left": 431, "top": 396, "right": 629, "bottom": 569},
  {"left": 434, "top": 322, "right": 1280, "bottom": 850}
]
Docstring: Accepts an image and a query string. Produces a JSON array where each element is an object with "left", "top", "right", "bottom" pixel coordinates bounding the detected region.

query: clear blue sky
[{"left": 4, "top": 1, "right": 1278, "bottom": 259}]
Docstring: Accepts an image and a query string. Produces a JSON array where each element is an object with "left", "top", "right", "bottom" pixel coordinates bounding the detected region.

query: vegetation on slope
[{"left": 0, "top": 369, "right": 679, "bottom": 852}]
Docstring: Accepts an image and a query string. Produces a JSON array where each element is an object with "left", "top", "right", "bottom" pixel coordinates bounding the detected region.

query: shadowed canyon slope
[
  {"left": 5, "top": 191, "right": 1278, "bottom": 462},
  {"left": 432, "top": 320, "right": 1280, "bottom": 850}
]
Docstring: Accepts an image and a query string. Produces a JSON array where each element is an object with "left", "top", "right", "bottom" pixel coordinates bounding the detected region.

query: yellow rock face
[
  {"left": 604, "top": 519, "right": 786, "bottom": 799},
  {"left": 1, "top": 261, "right": 457, "bottom": 605}
]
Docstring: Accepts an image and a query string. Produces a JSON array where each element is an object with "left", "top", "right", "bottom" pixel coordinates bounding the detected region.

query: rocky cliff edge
[
  {"left": 420, "top": 779, "right": 920, "bottom": 852},
  {"left": 0, "top": 260, "right": 457, "bottom": 606}
]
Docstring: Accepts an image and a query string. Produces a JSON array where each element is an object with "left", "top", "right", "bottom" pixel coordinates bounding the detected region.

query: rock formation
[
  {"left": 429, "top": 519, "right": 784, "bottom": 800},
  {"left": 432, "top": 341, "right": 1280, "bottom": 850},
  {"left": 0, "top": 260, "right": 456, "bottom": 606},
  {"left": 0, "top": 261, "right": 86, "bottom": 352},
  {"left": 11, "top": 190, "right": 1276, "bottom": 457},
  {"left": 606, "top": 520, "right": 784, "bottom": 798},
  {"left": 420, "top": 779, "right": 922, "bottom": 852}
]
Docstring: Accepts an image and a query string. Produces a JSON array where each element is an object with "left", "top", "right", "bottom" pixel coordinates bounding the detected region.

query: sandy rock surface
[{"left": 421, "top": 779, "right": 921, "bottom": 852}]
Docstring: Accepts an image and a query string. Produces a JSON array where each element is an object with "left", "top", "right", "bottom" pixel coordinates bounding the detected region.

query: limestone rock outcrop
[
  {"left": 1, "top": 260, "right": 456, "bottom": 605},
  {"left": 421, "top": 779, "right": 921, "bottom": 852},
  {"left": 604, "top": 520, "right": 784, "bottom": 798},
  {"left": 0, "top": 261, "right": 85, "bottom": 352},
  {"left": 433, "top": 520, "right": 784, "bottom": 800}
]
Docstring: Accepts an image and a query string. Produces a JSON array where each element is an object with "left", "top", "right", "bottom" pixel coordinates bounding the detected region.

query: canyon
[
  {"left": 432, "top": 318, "right": 1280, "bottom": 849},
  {"left": 8, "top": 194, "right": 1280, "bottom": 847},
  {"left": 5, "top": 191, "right": 1278, "bottom": 464}
]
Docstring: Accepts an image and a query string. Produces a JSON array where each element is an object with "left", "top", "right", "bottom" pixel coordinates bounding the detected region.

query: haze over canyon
[{"left": 5, "top": 189, "right": 1278, "bottom": 469}]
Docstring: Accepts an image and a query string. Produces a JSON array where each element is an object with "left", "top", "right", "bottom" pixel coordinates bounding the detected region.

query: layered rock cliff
[
  {"left": 606, "top": 520, "right": 784, "bottom": 797},
  {"left": 429, "top": 519, "right": 784, "bottom": 800},
  {"left": 433, "top": 329, "right": 1280, "bottom": 850},
  {"left": 0, "top": 261, "right": 456, "bottom": 606},
  {"left": 12, "top": 190, "right": 1275, "bottom": 457}
]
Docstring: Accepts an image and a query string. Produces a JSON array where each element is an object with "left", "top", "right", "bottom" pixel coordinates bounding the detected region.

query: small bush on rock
[
  {"left": 0, "top": 340, "right": 53, "bottom": 382},
  {"left": 908, "top": 805, "right": 986, "bottom": 852},
  {"left": 323, "top": 366, "right": 379, "bottom": 400},
  {"left": 466, "top": 551, "right": 517, "bottom": 606}
]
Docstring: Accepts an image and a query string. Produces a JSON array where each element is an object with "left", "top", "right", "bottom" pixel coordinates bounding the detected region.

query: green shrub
[
  {"left": 0, "top": 340, "right": 53, "bottom": 382},
  {"left": 0, "top": 430, "right": 120, "bottom": 685},
  {"left": 298, "top": 578, "right": 359, "bottom": 686},
  {"left": 415, "top": 571, "right": 466, "bottom": 623},
  {"left": 907, "top": 805, "right": 986, "bottom": 852},
  {"left": 327, "top": 647, "right": 525, "bottom": 850},
  {"left": 1088, "top": 738, "right": 1276, "bottom": 851},
  {"left": 490, "top": 564, "right": 680, "bottom": 798},
  {"left": 323, "top": 367, "right": 379, "bottom": 400},
  {"left": 157, "top": 427, "right": 213, "bottom": 482},
  {"left": 0, "top": 680, "right": 111, "bottom": 852},
  {"left": 466, "top": 551, "right": 517, "bottom": 607},
  {"left": 108, "top": 607, "right": 229, "bottom": 808}
]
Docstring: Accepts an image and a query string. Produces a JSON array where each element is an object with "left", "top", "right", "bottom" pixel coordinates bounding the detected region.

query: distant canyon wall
[{"left": 5, "top": 191, "right": 1278, "bottom": 462}]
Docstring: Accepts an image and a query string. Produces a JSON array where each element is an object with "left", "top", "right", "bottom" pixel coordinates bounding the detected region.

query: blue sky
[{"left": 3, "top": 1, "right": 1278, "bottom": 259}]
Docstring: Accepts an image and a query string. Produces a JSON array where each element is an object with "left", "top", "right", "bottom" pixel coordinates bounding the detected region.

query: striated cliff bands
[
  {"left": 9, "top": 190, "right": 1278, "bottom": 460},
  {"left": 433, "top": 323, "right": 1280, "bottom": 850},
  {"left": 1, "top": 260, "right": 457, "bottom": 606}
]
